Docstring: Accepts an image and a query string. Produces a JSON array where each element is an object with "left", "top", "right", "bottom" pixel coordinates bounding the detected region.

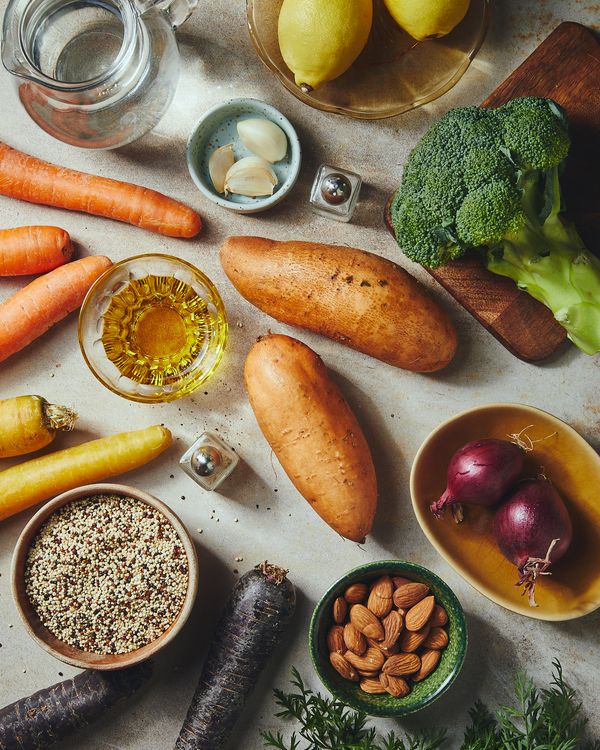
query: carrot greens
[
  {"left": 263, "top": 662, "right": 598, "bottom": 750},
  {"left": 261, "top": 668, "right": 445, "bottom": 750},
  {"left": 461, "top": 662, "right": 600, "bottom": 750}
]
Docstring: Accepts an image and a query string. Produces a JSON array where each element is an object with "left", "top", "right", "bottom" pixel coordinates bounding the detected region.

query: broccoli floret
[
  {"left": 391, "top": 96, "right": 600, "bottom": 355},
  {"left": 462, "top": 148, "right": 513, "bottom": 189},
  {"left": 456, "top": 180, "right": 525, "bottom": 246},
  {"left": 500, "top": 97, "right": 571, "bottom": 169}
]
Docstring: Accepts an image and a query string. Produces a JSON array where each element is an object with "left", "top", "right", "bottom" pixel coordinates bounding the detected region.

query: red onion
[
  {"left": 430, "top": 439, "right": 524, "bottom": 519},
  {"left": 493, "top": 479, "right": 572, "bottom": 606}
]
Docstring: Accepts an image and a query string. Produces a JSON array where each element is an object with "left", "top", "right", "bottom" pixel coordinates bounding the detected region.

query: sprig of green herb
[
  {"left": 262, "top": 661, "right": 598, "bottom": 750},
  {"left": 460, "top": 660, "right": 599, "bottom": 750},
  {"left": 261, "top": 667, "right": 445, "bottom": 750}
]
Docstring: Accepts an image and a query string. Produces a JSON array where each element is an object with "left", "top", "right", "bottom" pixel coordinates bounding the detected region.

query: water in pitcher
[
  {"left": 2, "top": 0, "right": 190, "bottom": 147},
  {"left": 40, "top": 2, "right": 127, "bottom": 83}
]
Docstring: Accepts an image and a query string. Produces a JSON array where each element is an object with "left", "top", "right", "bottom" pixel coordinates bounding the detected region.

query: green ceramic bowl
[{"left": 309, "top": 560, "right": 467, "bottom": 717}]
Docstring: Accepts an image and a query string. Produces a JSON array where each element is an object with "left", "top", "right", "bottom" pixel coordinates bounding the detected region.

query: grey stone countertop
[{"left": 0, "top": 1, "right": 599, "bottom": 748}]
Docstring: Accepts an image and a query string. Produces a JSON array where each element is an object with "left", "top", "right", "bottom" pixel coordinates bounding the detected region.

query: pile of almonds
[{"left": 327, "top": 575, "right": 449, "bottom": 697}]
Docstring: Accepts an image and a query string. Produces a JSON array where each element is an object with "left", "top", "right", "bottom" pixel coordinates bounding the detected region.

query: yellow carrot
[
  {"left": 0, "top": 395, "right": 77, "bottom": 458},
  {"left": 0, "top": 425, "right": 171, "bottom": 521}
]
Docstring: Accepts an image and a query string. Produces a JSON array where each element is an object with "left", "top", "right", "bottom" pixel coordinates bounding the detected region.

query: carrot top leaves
[
  {"left": 461, "top": 660, "right": 600, "bottom": 750},
  {"left": 263, "top": 662, "right": 599, "bottom": 750},
  {"left": 261, "top": 667, "right": 445, "bottom": 750}
]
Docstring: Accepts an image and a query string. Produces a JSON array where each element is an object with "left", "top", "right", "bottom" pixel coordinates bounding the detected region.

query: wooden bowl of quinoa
[{"left": 11, "top": 483, "right": 199, "bottom": 670}]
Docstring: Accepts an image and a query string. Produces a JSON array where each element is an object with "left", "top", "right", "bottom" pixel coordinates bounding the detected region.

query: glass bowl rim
[
  {"left": 246, "top": 0, "right": 492, "bottom": 120},
  {"left": 77, "top": 253, "right": 227, "bottom": 403}
]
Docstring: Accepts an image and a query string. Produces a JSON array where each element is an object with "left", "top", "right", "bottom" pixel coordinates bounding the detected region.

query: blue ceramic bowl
[
  {"left": 187, "top": 98, "right": 301, "bottom": 214},
  {"left": 309, "top": 560, "right": 467, "bottom": 717}
]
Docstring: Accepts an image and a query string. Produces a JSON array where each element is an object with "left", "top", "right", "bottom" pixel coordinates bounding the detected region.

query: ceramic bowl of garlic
[{"left": 187, "top": 98, "right": 302, "bottom": 213}]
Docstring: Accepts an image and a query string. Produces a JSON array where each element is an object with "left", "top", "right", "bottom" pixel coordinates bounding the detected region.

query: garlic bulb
[
  {"left": 208, "top": 144, "right": 235, "bottom": 193},
  {"left": 224, "top": 156, "right": 278, "bottom": 198},
  {"left": 237, "top": 119, "right": 288, "bottom": 163}
]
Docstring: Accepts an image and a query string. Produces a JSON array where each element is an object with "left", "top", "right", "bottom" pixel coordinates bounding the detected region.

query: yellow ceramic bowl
[{"left": 410, "top": 403, "right": 600, "bottom": 621}]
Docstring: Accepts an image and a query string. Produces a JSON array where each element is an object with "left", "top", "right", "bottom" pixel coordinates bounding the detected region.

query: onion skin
[
  {"left": 431, "top": 439, "right": 524, "bottom": 518},
  {"left": 493, "top": 479, "right": 572, "bottom": 606}
]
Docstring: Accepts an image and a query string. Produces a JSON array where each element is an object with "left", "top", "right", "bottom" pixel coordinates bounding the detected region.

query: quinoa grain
[{"left": 24, "top": 495, "right": 189, "bottom": 655}]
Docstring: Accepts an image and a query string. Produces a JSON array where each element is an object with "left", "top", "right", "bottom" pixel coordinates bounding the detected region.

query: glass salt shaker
[
  {"left": 180, "top": 432, "right": 239, "bottom": 491},
  {"left": 309, "top": 164, "right": 363, "bottom": 222}
]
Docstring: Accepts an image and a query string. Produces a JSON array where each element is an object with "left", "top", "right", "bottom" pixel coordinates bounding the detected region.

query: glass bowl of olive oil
[{"left": 78, "top": 255, "right": 228, "bottom": 402}]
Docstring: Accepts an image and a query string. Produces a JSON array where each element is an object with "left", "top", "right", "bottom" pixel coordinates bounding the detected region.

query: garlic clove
[
  {"left": 224, "top": 156, "right": 278, "bottom": 198},
  {"left": 208, "top": 144, "right": 235, "bottom": 193},
  {"left": 237, "top": 119, "right": 288, "bottom": 163}
]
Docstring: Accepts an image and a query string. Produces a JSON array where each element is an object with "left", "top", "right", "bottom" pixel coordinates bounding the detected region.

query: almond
[
  {"left": 381, "top": 652, "right": 421, "bottom": 676},
  {"left": 350, "top": 604, "right": 385, "bottom": 640},
  {"left": 343, "top": 623, "right": 367, "bottom": 655},
  {"left": 359, "top": 677, "right": 387, "bottom": 694},
  {"left": 330, "top": 652, "right": 359, "bottom": 682},
  {"left": 430, "top": 604, "right": 448, "bottom": 627},
  {"left": 393, "top": 582, "right": 429, "bottom": 609},
  {"left": 413, "top": 649, "right": 441, "bottom": 682},
  {"left": 379, "top": 673, "right": 411, "bottom": 697},
  {"left": 344, "top": 647, "right": 385, "bottom": 673},
  {"left": 367, "top": 637, "right": 400, "bottom": 656},
  {"left": 369, "top": 575, "right": 394, "bottom": 597},
  {"left": 380, "top": 609, "right": 403, "bottom": 650},
  {"left": 423, "top": 626, "right": 449, "bottom": 650},
  {"left": 399, "top": 623, "right": 430, "bottom": 652},
  {"left": 332, "top": 596, "right": 348, "bottom": 624},
  {"left": 327, "top": 625, "right": 345, "bottom": 655},
  {"left": 367, "top": 576, "right": 394, "bottom": 619},
  {"left": 392, "top": 576, "right": 412, "bottom": 589},
  {"left": 357, "top": 668, "right": 380, "bottom": 678},
  {"left": 344, "top": 583, "right": 369, "bottom": 604},
  {"left": 405, "top": 595, "right": 435, "bottom": 632}
]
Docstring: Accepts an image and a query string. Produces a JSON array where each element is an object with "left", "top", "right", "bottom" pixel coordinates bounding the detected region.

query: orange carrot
[
  {"left": 0, "top": 255, "right": 111, "bottom": 363},
  {"left": 0, "top": 226, "right": 74, "bottom": 276},
  {"left": 0, "top": 142, "right": 202, "bottom": 238}
]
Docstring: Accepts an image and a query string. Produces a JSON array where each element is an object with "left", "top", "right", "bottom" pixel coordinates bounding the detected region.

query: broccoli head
[{"left": 391, "top": 96, "right": 600, "bottom": 355}]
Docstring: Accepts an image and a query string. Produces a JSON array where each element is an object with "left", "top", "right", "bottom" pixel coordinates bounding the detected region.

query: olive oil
[{"left": 101, "top": 275, "right": 221, "bottom": 386}]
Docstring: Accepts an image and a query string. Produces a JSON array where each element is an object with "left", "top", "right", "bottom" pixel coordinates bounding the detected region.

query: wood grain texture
[{"left": 385, "top": 22, "right": 600, "bottom": 362}]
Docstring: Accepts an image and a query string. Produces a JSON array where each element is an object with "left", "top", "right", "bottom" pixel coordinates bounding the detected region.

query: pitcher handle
[{"left": 137, "top": 0, "right": 198, "bottom": 29}]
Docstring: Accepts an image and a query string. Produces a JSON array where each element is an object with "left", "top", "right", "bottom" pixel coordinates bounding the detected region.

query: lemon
[
  {"left": 383, "top": 0, "right": 470, "bottom": 40},
  {"left": 278, "top": 0, "right": 373, "bottom": 91}
]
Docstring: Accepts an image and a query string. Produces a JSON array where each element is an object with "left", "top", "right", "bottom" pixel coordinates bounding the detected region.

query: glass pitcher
[{"left": 1, "top": 0, "right": 197, "bottom": 148}]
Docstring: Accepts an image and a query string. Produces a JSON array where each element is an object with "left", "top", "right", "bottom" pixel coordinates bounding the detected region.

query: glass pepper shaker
[
  {"left": 180, "top": 432, "right": 239, "bottom": 491},
  {"left": 309, "top": 164, "right": 363, "bottom": 222}
]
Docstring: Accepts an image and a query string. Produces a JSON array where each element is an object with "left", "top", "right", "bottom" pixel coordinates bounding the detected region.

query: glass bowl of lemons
[{"left": 247, "top": 0, "right": 491, "bottom": 119}]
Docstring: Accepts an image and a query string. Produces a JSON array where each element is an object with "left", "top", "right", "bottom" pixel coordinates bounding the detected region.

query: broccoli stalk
[
  {"left": 488, "top": 164, "right": 600, "bottom": 354},
  {"left": 391, "top": 97, "right": 600, "bottom": 355}
]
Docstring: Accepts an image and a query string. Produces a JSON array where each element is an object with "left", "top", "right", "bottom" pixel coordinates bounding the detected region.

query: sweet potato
[
  {"left": 221, "top": 236, "right": 457, "bottom": 372},
  {"left": 244, "top": 334, "right": 377, "bottom": 542}
]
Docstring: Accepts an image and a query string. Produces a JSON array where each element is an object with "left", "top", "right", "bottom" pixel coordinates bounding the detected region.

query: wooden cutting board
[{"left": 384, "top": 22, "right": 600, "bottom": 362}]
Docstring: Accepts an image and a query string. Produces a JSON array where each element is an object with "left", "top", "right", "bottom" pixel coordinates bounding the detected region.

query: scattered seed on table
[{"left": 24, "top": 494, "right": 189, "bottom": 655}]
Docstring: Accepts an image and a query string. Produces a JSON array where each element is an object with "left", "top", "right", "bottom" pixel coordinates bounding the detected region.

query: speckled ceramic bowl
[
  {"left": 309, "top": 560, "right": 467, "bottom": 717},
  {"left": 186, "top": 98, "right": 301, "bottom": 213},
  {"left": 11, "top": 484, "right": 199, "bottom": 670}
]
